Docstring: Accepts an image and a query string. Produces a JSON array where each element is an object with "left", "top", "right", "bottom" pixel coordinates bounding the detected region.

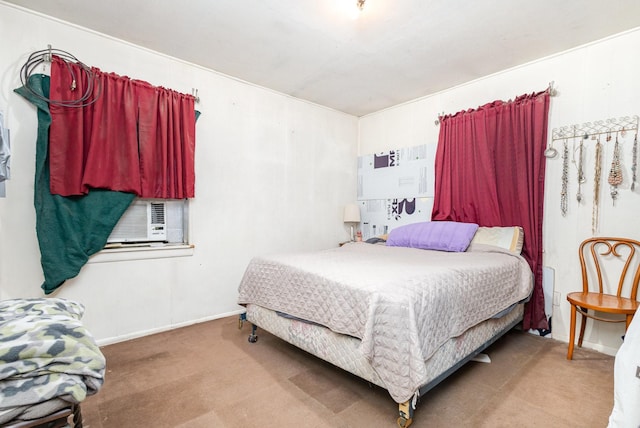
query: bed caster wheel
[
  {"left": 248, "top": 334, "right": 258, "bottom": 343},
  {"left": 398, "top": 400, "right": 413, "bottom": 427},
  {"left": 396, "top": 416, "right": 412, "bottom": 428},
  {"left": 238, "top": 313, "right": 247, "bottom": 330}
]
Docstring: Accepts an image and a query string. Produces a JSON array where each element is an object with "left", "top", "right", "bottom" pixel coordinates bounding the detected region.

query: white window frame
[{"left": 88, "top": 198, "right": 193, "bottom": 263}]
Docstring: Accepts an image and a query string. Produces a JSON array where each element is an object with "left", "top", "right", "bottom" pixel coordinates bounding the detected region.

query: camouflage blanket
[{"left": 0, "top": 298, "right": 105, "bottom": 423}]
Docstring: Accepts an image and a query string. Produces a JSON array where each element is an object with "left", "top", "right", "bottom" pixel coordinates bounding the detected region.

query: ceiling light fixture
[{"left": 345, "top": 0, "right": 365, "bottom": 20}]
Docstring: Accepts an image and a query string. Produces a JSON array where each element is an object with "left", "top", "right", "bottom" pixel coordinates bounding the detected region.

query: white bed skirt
[{"left": 245, "top": 302, "right": 524, "bottom": 403}]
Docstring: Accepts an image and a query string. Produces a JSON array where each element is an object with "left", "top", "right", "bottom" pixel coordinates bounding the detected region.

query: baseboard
[
  {"left": 96, "top": 309, "right": 245, "bottom": 346},
  {"left": 578, "top": 340, "right": 620, "bottom": 357},
  {"left": 552, "top": 334, "right": 621, "bottom": 357}
]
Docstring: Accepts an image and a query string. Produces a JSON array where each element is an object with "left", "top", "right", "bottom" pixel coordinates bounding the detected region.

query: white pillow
[{"left": 470, "top": 226, "right": 524, "bottom": 254}]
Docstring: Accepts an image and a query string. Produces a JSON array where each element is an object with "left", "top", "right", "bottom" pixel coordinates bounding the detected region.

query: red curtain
[
  {"left": 431, "top": 91, "right": 550, "bottom": 331},
  {"left": 48, "top": 55, "right": 196, "bottom": 198}
]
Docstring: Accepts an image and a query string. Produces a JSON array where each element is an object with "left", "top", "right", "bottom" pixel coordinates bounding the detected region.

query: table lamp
[{"left": 343, "top": 203, "right": 361, "bottom": 242}]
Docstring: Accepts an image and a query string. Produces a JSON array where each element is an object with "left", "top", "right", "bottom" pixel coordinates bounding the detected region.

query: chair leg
[
  {"left": 577, "top": 307, "right": 587, "bottom": 348},
  {"left": 626, "top": 314, "right": 634, "bottom": 331},
  {"left": 567, "top": 304, "right": 577, "bottom": 360}
]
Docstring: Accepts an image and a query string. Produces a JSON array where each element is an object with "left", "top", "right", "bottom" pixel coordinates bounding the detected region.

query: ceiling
[{"left": 5, "top": 0, "right": 640, "bottom": 116}]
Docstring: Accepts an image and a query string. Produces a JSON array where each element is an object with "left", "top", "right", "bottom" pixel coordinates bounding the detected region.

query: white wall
[
  {"left": 360, "top": 28, "right": 640, "bottom": 355},
  {"left": 0, "top": 4, "right": 358, "bottom": 344}
]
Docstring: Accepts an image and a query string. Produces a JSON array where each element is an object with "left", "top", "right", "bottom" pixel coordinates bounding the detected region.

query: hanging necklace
[
  {"left": 632, "top": 132, "right": 638, "bottom": 191},
  {"left": 576, "top": 135, "right": 586, "bottom": 202},
  {"left": 608, "top": 133, "right": 623, "bottom": 204},
  {"left": 592, "top": 138, "right": 602, "bottom": 234},
  {"left": 561, "top": 139, "right": 569, "bottom": 216}
]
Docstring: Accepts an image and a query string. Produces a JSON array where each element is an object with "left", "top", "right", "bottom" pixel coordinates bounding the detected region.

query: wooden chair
[{"left": 566, "top": 237, "right": 640, "bottom": 360}]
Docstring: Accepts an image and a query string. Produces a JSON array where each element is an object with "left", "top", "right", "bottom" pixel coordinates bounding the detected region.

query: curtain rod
[
  {"left": 23, "top": 45, "right": 202, "bottom": 104},
  {"left": 434, "top": 82, "right": 557, "bottom": 126}
]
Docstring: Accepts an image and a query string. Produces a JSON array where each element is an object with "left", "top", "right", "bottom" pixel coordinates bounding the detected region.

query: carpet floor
[{"left": 81, "top": 316, "right": 615, "bottom": 427}]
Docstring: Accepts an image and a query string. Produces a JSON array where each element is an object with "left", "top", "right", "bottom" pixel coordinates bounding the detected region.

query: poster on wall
[
  {"left": 357, "top": 144, "right": 436, "bottom": 200},
  {"left": 359, "top": 197, "right": 433, "bottom": 240}
]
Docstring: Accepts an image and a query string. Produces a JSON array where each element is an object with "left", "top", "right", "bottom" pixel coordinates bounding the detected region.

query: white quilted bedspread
[{"left": 237, "top": 242, "right": 533, "bottom": 402}]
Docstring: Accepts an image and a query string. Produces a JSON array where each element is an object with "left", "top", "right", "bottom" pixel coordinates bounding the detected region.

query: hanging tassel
[
  {"left": 608, "top": 135, "right": 622, "bottom": 204},
  {"left": 560, "top": 139, "right": 569, "bottom": 216},
  {"left": 632, "top": 133, "right": 638, "bottom": 191},
  {"left": 592, "top": 139, "right": 602, "bottom": 235}
]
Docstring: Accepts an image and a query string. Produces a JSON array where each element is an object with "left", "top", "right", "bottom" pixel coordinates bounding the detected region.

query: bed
[
  {"left": 0, "top": 298, "right": 105, "bottom": 427},
  {"left": 237, "top": 222, "right": 533, "bottom": 427}
]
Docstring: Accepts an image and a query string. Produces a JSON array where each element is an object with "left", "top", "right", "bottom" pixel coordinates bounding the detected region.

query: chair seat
[{"left": 567, "top": 292, "right": 639, "bottom": 314}]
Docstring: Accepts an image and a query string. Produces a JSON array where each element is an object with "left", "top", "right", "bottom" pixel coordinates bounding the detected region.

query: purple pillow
[{"left": 386, "top": 221, "right": 479, "bottom": 252}]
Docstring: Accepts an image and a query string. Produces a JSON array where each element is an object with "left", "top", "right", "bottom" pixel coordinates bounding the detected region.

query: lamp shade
[{"left": 343, "top": 203, "right": 361, "bottom": 223}]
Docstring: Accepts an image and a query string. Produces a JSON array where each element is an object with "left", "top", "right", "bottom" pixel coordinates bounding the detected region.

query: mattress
[
  {"left": 238, "top": 242, "right": 533, "bottom": 402},
  {"left": 246, "top": 302, "right": 524, "bottom": 402}
]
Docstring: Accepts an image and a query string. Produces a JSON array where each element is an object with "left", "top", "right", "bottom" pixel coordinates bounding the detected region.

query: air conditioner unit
[{"left": 107, "top": 200, "right": 167, "bottom": 243}]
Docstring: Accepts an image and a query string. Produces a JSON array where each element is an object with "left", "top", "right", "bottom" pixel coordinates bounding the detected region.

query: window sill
[{"left": 88, "top": 244, "right": 195, "bottom": 264}]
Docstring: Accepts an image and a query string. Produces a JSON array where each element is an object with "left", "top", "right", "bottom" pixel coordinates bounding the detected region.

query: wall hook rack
[{"left": 552, "top": 115, "right": 639, "bottom": 142}]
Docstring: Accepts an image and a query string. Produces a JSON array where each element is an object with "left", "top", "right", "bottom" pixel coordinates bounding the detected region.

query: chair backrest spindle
[{"left": 580, "top": 237, "right": 640, "bottom": 300}]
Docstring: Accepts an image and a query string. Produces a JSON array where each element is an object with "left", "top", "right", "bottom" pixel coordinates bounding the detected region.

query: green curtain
[{"left": 15, "top": 75, "right": 135, "bottom": 294}]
